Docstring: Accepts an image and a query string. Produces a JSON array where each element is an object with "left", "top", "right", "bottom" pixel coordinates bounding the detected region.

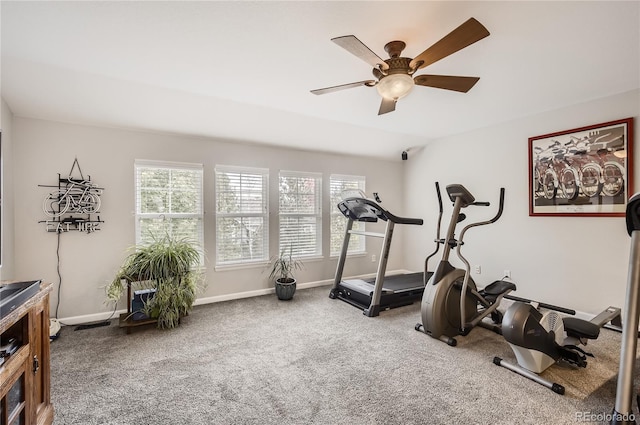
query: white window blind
[
  {"left": 134, "top": 160, "right": 204, "bottom": 258},
  {"left": 279, "top": 171, "right": 322, "bottom": 258},
  {"left": 215, "top": 165, "right": 269, "bottom": 266},
  {"left": 330, "top": 174, "right": 366, "bottom": 256}
]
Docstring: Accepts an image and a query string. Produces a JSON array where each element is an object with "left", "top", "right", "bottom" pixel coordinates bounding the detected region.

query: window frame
[
  {"left": 278, "top": 170, "right": 323, "bottom": 259},
  {"left": 215, "top": 165, "right": 269, "bottom": 268},
  {"left": 134, "top": 159, "right": 204, "bottom": 262},
  {"left": 330, "top": 174, "right": 366, "bottom": 257}
]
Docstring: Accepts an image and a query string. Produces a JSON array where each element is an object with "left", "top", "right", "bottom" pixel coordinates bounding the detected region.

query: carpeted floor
[{"left": 50, "top": 286, "right": 634, "bottom": 424}]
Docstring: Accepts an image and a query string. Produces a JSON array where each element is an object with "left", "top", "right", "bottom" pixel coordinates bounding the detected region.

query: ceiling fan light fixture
[{"left": 376, "top": 74, "right": 414, "bottom": 100}]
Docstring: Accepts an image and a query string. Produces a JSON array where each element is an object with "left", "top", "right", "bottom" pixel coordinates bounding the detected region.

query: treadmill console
[{"left": 338, "top": 198, "right": 385, "bottom": 222}]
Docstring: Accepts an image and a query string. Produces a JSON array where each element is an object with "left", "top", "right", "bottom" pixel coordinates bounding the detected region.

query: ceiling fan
[{"left": 311, "top": 18, "right": 490, "bottom": 115}]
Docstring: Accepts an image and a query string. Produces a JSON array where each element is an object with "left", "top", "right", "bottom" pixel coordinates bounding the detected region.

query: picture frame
[{"left": 529, "top": 117, "right": 634, "bottom": 217}]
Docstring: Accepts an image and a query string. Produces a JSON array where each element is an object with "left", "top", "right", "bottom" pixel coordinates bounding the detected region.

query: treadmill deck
[
  {"left": 341, "top": 272, "right": 425, "bottom": 295},
  {"left": 335, "top": 271, "right": 433, "bottom": 312}
]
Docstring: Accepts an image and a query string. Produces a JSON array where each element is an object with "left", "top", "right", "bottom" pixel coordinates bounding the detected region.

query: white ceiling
[{"left": 1, "top": 1, "right": 638, "bottom": 160}]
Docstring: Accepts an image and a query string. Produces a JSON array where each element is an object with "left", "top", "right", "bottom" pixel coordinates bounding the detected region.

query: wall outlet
[
  {"left": 474, "top": 265, "right": 481, "bottom": 274},
  {"left": 504, "top": 270, "right": 511, "bottom": 279},
  {"left": 371, "top": 254, "right": 376, "bottom": 263}
]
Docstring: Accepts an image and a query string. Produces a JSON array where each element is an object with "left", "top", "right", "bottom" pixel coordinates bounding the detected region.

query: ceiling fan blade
[
  {"left": 409, "top": 18, "right": 490, "bottom": 70},
  {"left": 311, "top": 80, "right": 376, "bottom": 95},
  {"left": 331, "top": 35, "right": 389, "bottom": 70},
  {"left": 378, "top": 98, "right": 396, "bottom": 115},
  {"left": 414, "top": 75, "right": 480, "bottom": 92}
]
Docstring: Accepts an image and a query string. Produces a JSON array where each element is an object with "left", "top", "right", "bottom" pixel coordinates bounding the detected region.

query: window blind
[
  {"left": 330, "top": 174, "right": 366, "bottom": 256},
  {"left": 279, "top": 171, "right": 322, "bottom": 257},
  {"left": 134, "top": 160, "right": 204, "bottom": 258},
  {"left": 215, "top": 165, "right": 269, "bottom": 265}
]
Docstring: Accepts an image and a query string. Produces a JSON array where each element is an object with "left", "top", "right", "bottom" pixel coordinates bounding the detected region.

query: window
[
  {"left": 330, "top": 174, "right": 366, "bottom": 256},
  {"left": 215, "top": 166, "right": 269, "bottom": 266},
  {"left": 279, "top": 171, "right": 322, "bottom": 258},
  {"left": 135, "top": 160, "right": 204, "bottom": 254}
]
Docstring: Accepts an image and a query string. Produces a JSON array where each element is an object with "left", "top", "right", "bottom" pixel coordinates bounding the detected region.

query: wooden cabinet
[{"left": 0, "top": 283, "right": 53, "bottom": 425}]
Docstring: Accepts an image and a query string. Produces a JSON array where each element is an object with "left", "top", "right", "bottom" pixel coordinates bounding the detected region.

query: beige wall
[
  {"left": 404, "top": 89, "right": 640, "bottom": 315},
  {"left": 7, "top": 90, "right": 640, "bottom": 320},
  {"left": 0, "top": 98, "right": 15, "bottom": 280},
  {"left": 10, "top": 118, "right": 408, "bottom": 320}
]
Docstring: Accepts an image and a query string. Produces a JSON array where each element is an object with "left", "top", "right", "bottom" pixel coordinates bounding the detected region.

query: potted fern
[
  {"left": 106, "top": 234, "right": 203, "bottom": 329},
  {"left": 268, "top": 247, "right": 303, "bottom": 300}
]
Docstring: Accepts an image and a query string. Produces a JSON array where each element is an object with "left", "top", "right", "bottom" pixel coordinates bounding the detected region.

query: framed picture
[{"left": 529, "top": 117, "right": 634, "bottom": 217}]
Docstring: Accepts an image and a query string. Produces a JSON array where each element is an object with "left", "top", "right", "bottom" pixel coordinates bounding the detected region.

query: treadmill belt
[{"left": 364, "top": 272, "right": 424, "bottom": 292}]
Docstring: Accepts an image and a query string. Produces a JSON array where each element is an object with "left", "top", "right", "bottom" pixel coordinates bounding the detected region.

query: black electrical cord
[
  {"left": 54, "top": 227, "right": 116, "bottom": 327},
  {"left": 55, "top": 230, "right": 62, "bottom": 319}
]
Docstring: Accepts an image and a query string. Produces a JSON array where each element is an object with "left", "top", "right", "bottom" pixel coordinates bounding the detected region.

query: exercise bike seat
[
  {"left": 562, "top": 317, "right": 600, "bottom": 340},
  {"left": 480, "top": 280, "right": 517, "bottom": 304}
]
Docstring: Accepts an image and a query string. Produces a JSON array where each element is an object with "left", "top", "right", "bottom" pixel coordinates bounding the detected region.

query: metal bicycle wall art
[
  {"left": 39, "top": 158, "right": 104, "bottom": 233},
  {"left": 529, "top": 117, "right": 634, "bottom": 217}
]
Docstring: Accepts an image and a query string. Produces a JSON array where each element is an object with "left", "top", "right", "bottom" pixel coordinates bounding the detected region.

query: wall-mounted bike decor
[
  {"left": 528, "top": 117, "right": 634, "bottom": 217},
  {"left": 38, "top": 158, "right": 104, "bottom": 233}
]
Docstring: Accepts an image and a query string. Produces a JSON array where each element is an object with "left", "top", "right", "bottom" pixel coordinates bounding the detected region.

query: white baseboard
[
  {"left": 193, "top": 277, "right": 333, "bottom": 305},
  {"left": 58, "top": 269, "right": 411, "bottom": 326},
  {"left": 59, "top": 270, "right": 617, "bottom": 327},
  {"left": 57, "top": 310, "right": 125, "bottom": 326}
]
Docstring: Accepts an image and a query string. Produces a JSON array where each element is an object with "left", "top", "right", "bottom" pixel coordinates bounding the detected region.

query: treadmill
[{"left": 329, "top": 194, "right": 432, "bottom": 317}]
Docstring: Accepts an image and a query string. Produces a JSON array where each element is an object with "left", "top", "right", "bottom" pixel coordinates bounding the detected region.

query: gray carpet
[{"left": 51, "top": 286, "right": 632, "bottom": 424}]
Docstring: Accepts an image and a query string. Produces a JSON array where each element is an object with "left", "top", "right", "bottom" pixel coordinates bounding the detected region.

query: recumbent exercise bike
[{"left": 494, "top": 298, "right": 621, "bottom": 395}]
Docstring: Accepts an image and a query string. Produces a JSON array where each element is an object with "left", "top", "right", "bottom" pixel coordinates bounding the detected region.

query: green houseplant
[
  {"left": 106, "top": 235, "right": 203, "bottom": 329},
  {"left": 268, "top": 247, "right": 303, "bottom": 300}
]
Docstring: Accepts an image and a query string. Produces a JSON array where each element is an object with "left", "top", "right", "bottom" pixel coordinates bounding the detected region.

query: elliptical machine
[{"left": 415, "top": 183, "right": 516, "bottom": 346}]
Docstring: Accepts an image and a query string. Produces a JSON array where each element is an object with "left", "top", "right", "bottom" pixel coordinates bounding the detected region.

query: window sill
[
  {"left": 294, "top": 255, "right": 325, "bottom": 263},
  {"left": 329, "top": 252, "right": 367, "bottom": 260},
  {"left": 214, "top": 260, "right": 270, "bottom": 272},
  {"left": 214, "top": 255, "right": 326, "bottom": 271}
]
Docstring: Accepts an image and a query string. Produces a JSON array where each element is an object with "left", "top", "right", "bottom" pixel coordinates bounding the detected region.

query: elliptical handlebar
[
  {"left": 489, "top": 188, "right": 505, "bottom": 223},
  {"left": 424, "top": 182, "right": 444, "bottom": 284},
  {"left": 460, "top": 187, "right": 505, "bottom": 238},
  {"left": 434, "top": 182, "right": 444, "bottom": 239},
  {"left": 436, "top": 182, "right": 444, "bottom": 216},
  {"left": 424, "top": 184, "right": 505, "bottom": 286},
  {"left": 455, "top": 187, "right": 506, "bottom": 333}
]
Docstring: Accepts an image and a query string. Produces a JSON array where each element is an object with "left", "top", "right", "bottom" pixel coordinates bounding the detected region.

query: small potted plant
[
  {"left": 268, "top": 247, "right": 303, "bottom": 300},
  {"left": 106, "top": 234, "right": 203, "bottom": 329}
]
